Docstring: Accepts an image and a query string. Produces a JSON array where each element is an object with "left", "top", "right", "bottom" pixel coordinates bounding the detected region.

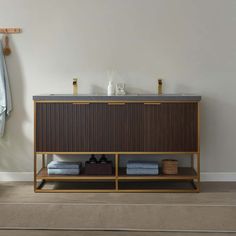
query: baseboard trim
[
  {"left": 0, "top": 172, "right": 33, "bottom": 181},
  {"left": 0, "top": 172, "right": 236, "bottom": 182},
  {"left": 201, "top": 172, "right": 236, "bottom": 182}
]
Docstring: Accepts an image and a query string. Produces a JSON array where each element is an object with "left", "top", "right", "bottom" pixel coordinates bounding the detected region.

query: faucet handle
[
  {"left": 73, "top": 78, "right": 78, "bottom": 95},
  {"left": 158, "top": 78, "right": 163, "bottom": 95}
]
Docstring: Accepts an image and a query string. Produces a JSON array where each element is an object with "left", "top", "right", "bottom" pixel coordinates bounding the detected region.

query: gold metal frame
[
  {"left": 36, "top": 151, "right": 199, "bottom": 155},
  {"left": 34, "top": 153, "right": 200, "bottom": 193},
  {"left": 33, "top": 100, "right": 201, "bottom": 193}
]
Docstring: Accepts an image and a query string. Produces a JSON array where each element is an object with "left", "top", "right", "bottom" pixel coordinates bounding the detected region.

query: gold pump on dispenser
[
  {"left": 73, "top": 78, "right": 78, "bottom": 95},
  {"left": 158, "top": 79, "right": 163, "bottom": 95}
]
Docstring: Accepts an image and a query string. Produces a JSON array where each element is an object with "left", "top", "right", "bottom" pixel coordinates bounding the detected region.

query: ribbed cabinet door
[
  {"left": 36, "top": 103, "right": 106, "bottom": 152},
  {"left": 123, "top": 103, "right": 144, "bottom": 151},
  {"left": 35, "top": 103, "right": 145, "bottom": 152},
  {"left": 36, "top": 103, "right": 74, "bottom": 152},
  {"left": 143, "top": 103, "right": 198, "bottom": 152},
  {"left": 76, "top": 103, "right": 144, "bottom": 152}
]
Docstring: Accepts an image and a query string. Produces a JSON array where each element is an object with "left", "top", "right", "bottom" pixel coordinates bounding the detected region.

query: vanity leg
[
  {"left": 115, "top": 154, "right": 119, "bottom": 191},
  {"left": 196, "top": 153, "right": 200, "bottom": 192},
  {"left": 42, "top": 154, "right": 46, "bottom": 168},
  {"left": 196, "top": 102, "right": 201, "bottom": 192},
  {"left": 191, "top": 154, "right": 194, "bottom": 168},
  {"left": 34, "top": 153, "right": 37, "bottom": 192}
]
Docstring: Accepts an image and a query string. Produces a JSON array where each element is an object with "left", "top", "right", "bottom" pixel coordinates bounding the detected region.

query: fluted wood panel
[
  {"left": 35, "top": 102, "right": 198, "bottom": 152},
  {"left": 143, "top": 103, "right": 198, "bottom": 152}
]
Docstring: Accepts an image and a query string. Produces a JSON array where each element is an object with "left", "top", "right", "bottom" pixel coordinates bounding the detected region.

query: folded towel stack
[
  {"left": 47, "top": 161, "right": 82, "bottom": 175},
  {"left": 126, "top": 161, "right": 159, "bottom": 175}
]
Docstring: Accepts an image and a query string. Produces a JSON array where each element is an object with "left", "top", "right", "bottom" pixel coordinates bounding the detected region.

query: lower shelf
[
  {"left": 36, "top": 180, "right": 198, "bottom": 193},
  {"left": 37, "top": 167, "right": 116, "bottom": 180},
  {"left": 118, "top": 167, "right": 197, "bottom": 180},
  {"left": 35, "top": 167, "right": 198, "bottom": 192},
  {"left": 37, "top": 167, "right": 197, "bottom": 181}
]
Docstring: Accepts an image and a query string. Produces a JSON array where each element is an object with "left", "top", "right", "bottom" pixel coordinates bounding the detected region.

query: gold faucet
[
  {"left": 158, "top": 79, "right": 163, "bottom": 95},
  {"left": 73, "top": 78, "right": 78, "bottom": 95}
]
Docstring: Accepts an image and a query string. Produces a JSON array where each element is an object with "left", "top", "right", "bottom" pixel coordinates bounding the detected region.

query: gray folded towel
[
  {"left": 126, "top": 168, "right": 159, "bottom": 175},
  {"left": 47, "top": 161, "right": 82, "bottom": 169},
  {"left": 48, "top": 168, "right": 80, "bottom": 175},
  {"left": 127, "top": 161, "right": 159, "bottom": 169}
]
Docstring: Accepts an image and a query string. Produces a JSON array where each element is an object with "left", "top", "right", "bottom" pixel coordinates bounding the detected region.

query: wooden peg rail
[
  {"left": 0, "top": 28, "right": 21, "bottom": 34},
  {"left": 0, "top": 28, "right": 22, "bottom": 56}
]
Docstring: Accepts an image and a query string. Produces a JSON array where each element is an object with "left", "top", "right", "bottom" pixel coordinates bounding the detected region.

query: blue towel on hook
[{"left": 0, "top": 39, "right": 12, "bottom": 137}]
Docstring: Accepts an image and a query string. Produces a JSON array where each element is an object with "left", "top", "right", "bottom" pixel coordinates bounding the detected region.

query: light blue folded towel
[
  {"left": 48, "top": 168, "right": 80, "bottom": 175},
  {"left": 126, "top": 168, "right": 159, "bottom": 175},
  {"left": 47, "top": 161, "right": 82, "bottom": 169},
  {"left": 127, "top": 161, "right": 159, "bottom": 169}
]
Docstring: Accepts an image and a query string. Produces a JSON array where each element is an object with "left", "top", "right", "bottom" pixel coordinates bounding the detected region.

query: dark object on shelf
[
  {"left": 88, "top": 154, "right": 98, "bottom": 164},
  {"left": 98, "top": 154, "right": 109, "bottom": 164},
  {"left": 84, "top": 162, "right": 112, "bottom": 175},
  {"left": 162, "top": 159, "right": 178, "bottom": 175}
]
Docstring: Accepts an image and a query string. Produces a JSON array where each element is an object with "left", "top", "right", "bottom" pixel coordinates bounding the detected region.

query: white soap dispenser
[{"left": 107, "top": 80, "right": 114, "bottom": 96}]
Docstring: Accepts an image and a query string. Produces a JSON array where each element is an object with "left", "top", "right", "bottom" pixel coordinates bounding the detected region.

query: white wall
[{"left": 0, "top": 0, "right": 236, "bottom": 174}]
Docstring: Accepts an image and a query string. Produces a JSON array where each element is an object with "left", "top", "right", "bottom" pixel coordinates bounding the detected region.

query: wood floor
[
  {"left": 0, "top": 231, "right": 235, "bottom": 236},
  {"left": 0, "top": 182, "right": 236, "bottom": 236}
]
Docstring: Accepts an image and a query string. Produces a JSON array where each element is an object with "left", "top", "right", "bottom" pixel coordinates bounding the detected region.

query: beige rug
[
  {"left": 0, "top": 182, "right": 236, "bottom": 235},
  {"left": 0, "top": 202, "right": 236, "bottom": 232}
]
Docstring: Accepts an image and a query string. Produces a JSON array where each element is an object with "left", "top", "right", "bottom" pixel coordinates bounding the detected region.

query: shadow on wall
[
  {"left": 91, "top": 85, "right": 106, "bottom": 95},
  {"left": 0, "top": 37, "right": 33, "bottom": 172}
]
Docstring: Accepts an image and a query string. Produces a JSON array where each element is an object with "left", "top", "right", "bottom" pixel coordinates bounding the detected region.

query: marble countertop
[{"left": 33, "top": 94, "right": 201, "bottom": 101}]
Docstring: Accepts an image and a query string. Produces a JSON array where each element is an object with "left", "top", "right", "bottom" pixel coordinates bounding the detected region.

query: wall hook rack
[
  {"left": 0, "top": 28, "right": 21, "bottom": 34},
  {"left": 0, "top": 28, "right": 22, "bottom": 56}
]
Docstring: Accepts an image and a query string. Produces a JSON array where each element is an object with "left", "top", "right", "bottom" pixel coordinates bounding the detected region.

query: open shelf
[
  {"left": 35, "top": 152, "right": 200, "bottom": 192},
  {"left": 118, "top": 167, "right": 197, "bottom": 180},
  {"left": 37, "top": 167, "right": 116, "bottom": 181},
  {"left": 37, "top": 167, "right": 197, "bottom": 181}
]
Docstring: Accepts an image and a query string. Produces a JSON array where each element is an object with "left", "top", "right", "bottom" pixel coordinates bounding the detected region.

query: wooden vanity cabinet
[
  {"left": 34, "top": 100, "right": 200, "bottom": 193},
  {"left": 35, "top": 102, "right": 198, "bottom": 153}
]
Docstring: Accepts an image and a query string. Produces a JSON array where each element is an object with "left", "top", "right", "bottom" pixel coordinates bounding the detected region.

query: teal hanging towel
[{"left": 0, "top": 39, "right": 12, "bottom": 137}]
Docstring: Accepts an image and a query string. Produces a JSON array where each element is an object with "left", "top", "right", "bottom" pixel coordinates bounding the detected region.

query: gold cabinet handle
[
  {"left": 72, "top": 102, "right": 90, "bottom": 105},
  {"left": 144, "top": 102, "right": 161, "bottom": 105},
  {"left": 107, "top": 102, "right": 126, "bottom": 105}
]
